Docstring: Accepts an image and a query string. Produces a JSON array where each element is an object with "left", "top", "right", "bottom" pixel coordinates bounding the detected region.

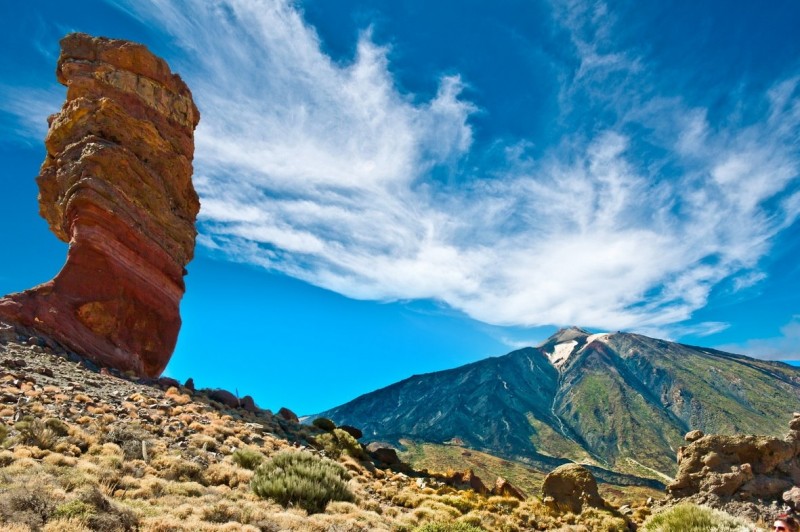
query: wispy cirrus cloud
[
  {"left": 60, "top": 0, "right": 800, "bottom": 336},
  {"left": 0, "top": 85, "right": 63, "bottom": 143}
]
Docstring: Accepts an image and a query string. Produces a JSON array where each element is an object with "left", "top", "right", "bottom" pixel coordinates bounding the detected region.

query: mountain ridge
[{"left": 318, "top": 327, "right": 800, "bottom": 483}]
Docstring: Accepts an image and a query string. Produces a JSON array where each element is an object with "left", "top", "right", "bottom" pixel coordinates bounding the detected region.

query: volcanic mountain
[{"left": 319, "top": 327, "right": 800, "bottom": 483}]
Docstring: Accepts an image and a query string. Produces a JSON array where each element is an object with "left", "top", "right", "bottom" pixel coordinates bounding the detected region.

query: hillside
[
  {"left": 0, "top": 331, "right": 652, "bottom": 531},
  {"left": 319, "top": 327, "right": 800, "bottom": 482}
]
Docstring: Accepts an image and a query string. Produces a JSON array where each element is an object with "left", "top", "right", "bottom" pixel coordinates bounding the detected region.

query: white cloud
[
  {"left": 0, "top": 85, "right": 63, "bottom": 142},
  {"left": 716, "top": 317, "right": 800, "bottom": 360},
  {"left": 76, "top": 0, "right": 800, "bottom": 335}
]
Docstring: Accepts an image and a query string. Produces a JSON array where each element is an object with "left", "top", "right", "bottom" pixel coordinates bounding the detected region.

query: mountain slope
[{"left": 319, "top": 328, "right": 800, "bottom": 481}]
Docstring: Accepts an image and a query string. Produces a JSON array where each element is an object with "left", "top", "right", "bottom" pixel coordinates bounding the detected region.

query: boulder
[
  {"left": 311, "top": 417, "right": 336, "bottom": 431},
  {"left": 339, "top": 425, "right": 363, "bottom": 439},
  {"left": 277, "top": 407, "right": 299, "bottom": 423},
  {"left": 541, "top": 463, "right": 605, "bottom": 514},
  {"left": 668, "top": 416, "right": 800, "bottom": 510},
  {"left": 0, "top": 33, "right": 199, "bottom": 377},
  {"left": 207, "top": 389, "right": 239, "bottom": 408},
  {"left": 366, "top": 443, "right": 401, "bottom": 466},
  {"left": 240, "top": 395, "right": 258, "bottom": 412}
]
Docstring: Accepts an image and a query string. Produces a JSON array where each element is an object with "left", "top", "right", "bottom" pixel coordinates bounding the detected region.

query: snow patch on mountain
[{"left": 548, "top": 340, "right": 578, "bottom": 367}]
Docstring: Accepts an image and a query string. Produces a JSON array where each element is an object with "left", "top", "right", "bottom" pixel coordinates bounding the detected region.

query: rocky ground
[
  {"left": 0, "top": 323, "right": 784, "bottom": 531},
  {"left": 0, "top": 325, "right": 646, "bottom": 531}
]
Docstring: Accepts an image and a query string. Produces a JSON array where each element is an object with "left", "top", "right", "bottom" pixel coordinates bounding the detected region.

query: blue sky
[{"left": 1, "top": 0, "right": 799, "bottom": 414}]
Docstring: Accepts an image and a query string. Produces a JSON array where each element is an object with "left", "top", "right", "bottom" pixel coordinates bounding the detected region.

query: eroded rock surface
[
  {"left": 667, "top": 414, "right": 800, "bottom": 518},
  {"left": 0, "top": 33, "right": 199, "bottom": 377},
  {"left": 542, "top": 463, "right": 606, "bottom": 514}
]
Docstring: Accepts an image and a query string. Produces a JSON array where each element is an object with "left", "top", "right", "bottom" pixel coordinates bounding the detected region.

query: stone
[
  {"left": 493, "top": 477, "right": 526, "bottom": 500},
  {"left": 668, "top": 416, "right": 800, "bottom": 511},
  {"left": 541, "top": 463, "right": 606, "bottom": 514},
  {"left": 783, "top": 486, "right": 800, "bottom": 509},
  {"left": 207, "top": 389, "right": 239, "bottom": 408},
  {"left": 0, "top": 33, "right": 199, "bottom": 377},
  {"left": 240, "top": 395, "right": 258, "bottom": 412},
  {"left": 157, "top": 377, "right": 181, "bottom": 390},
  {"left": 277, "top": 407, "right": 299, "bottom": 423},
  {"left": 366, "top": 443, "right": 400, "bottom": 466},
  {"left": 339, "top": 425, "right": 363, "bottom": 439},
  {"left": 685, "top": 429, "right": 705, "bottom": 442}
]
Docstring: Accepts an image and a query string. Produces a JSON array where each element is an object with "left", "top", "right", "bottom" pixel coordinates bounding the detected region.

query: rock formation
[
  {"left": 542, "top": 463, "right": 606, "bottom": 514},
  {"left": 667, "top": 414, "right": 800, "bottom": 516},
  {"left": 0, "top": 33, "right": 199, "bottom": 377}
]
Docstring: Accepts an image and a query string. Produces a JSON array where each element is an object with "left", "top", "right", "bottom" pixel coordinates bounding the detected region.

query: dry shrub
[
  {"left": 43, "top": 452, "right": 77, "bottom": 467},
  {"left": 164, "top": 387, "right": 192, "bottom": 406},
  {"left": 127, "top": 477, "right": 166, "bottom": 499},
  {"left": 104, "top": 423, "right": 151, "bottom": 461},
  {"left": 414, "top": 522, "right": 484, "bottom": 532},
  {"left": 0, "top": 450, "right": 15, "bottom": 467},
  {"left": 163, "top": 481, "right": 205, "bottom": 497},
  {"left": 392, "top": 488, "right": 426, "bottom": 509},
  {"left": 151, "top": 454, "right": 204, "bottom": 483},
  {"left": 42, "top": 517, "right": 92, "bottom": 531},
  {"left": 0, "top": 480, "right": 61, "bottom": 530},
  {"left": 200, "top": 500, "right": 242, "bottom": 523},
  {"left": 417, "top": 499, "right": 462, "bottom": 520},
  {"left": 188, "top": 434, "right": 218, "bottom": 452},
  {"left": 573, "top": 507, "right": 629, "bottom": 531},
  {"left": 203, "top": 461, "right": 252, "bottom": 488}
]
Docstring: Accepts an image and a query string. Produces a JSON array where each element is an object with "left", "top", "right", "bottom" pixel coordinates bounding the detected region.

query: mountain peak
[
  {"left": 538, "top": 327, "right": 614, "bottom": 368},
  {"left": 539, "top": 326, "right": 590, "bottom": 347}
]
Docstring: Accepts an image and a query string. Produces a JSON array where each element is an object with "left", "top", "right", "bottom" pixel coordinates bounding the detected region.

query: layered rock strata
[{"left": 0, "top": 33, "right": 199, "bottom": 377}]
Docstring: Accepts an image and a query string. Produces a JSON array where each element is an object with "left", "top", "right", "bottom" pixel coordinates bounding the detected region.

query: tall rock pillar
[{"left": 0, "top": 33, "right": 200, "bottom": 377}]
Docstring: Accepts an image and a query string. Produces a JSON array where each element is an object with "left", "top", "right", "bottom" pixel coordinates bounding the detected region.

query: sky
[{"left": 1, "top": 0, "right": 799, "bottom": 414}]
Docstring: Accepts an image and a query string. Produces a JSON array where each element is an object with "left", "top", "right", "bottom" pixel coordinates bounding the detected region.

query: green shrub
[
  {"left": 312, "top": 417, "right": 337, "bottom": 431},
  {"left": 251, "top": 450, "right": 354, "bottom": 513},
  {"left": 232, "top": 447, "right": 264, "bottom": 470},
  {"left": 316, "top": 428, "right": 365, "bottom": 459},
  {"left": 413, "top": 522, "right": 484, "bottom": 532},
  {"left": 54, "top": 499, "right": 94, "bottom": 520},
  {"left": 642, "top": 503, "right": 752, "bottom": 531},
  {"left": 44, "top": 418, "right": 70, "bottom": 437}
]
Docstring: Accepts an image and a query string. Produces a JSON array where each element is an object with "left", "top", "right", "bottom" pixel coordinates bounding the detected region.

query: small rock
[
  {"left": 783, "top": 486, "right": 800, "bottom": 509},
  {"left": 184, "top": 378, "right": 195, "bottom": 391},
  {"left": 494, "top": 477, "right": 526, "bottom": 500},
  {"left": 685, "top": 429, "right": 704, "bottom": 442}
]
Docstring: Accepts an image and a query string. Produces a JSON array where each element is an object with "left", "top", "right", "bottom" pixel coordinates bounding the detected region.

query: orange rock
[{"left": 0, "top": 33, "right": 199, "bottom": 377}]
